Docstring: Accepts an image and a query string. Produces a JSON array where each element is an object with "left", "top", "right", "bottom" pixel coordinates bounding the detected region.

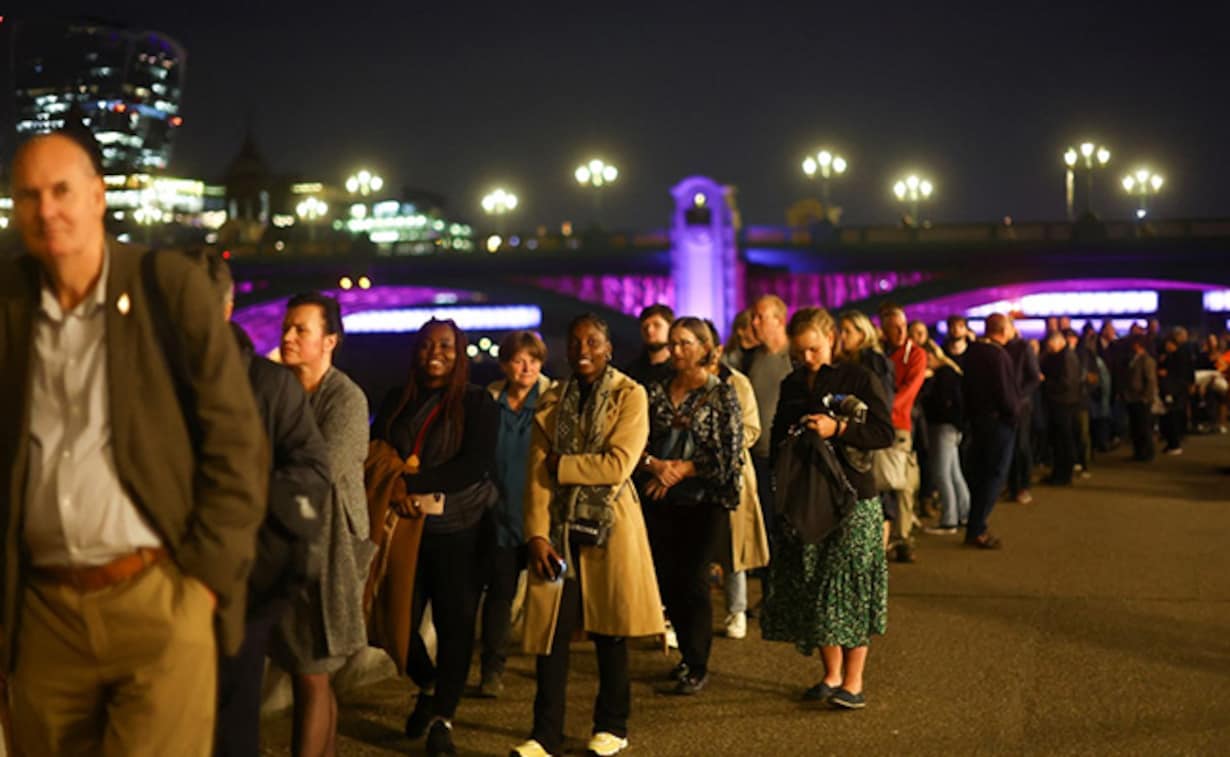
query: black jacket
[
  {"left": 922, "top": 365, "right": 964, "bottom": 427},
  {"left": 962, "top": 340, "right": 1021, "bottom": 425},
  {"left": 1041, "top": 347, "right": 1083, "bottom": 408},
  {"left": 233, "top": 324, "right": 332, "bottom": 609},
  {"left": 771, "top": 362, "right": 895, "bottom": 500}
]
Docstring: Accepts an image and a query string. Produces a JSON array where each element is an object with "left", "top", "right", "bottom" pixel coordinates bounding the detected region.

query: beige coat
[
  {"left": 521, "top": 369, "right": 664, "bottom": 655},
  {"left": 727, "top": 368, "right": 771, "bottom": 573}
]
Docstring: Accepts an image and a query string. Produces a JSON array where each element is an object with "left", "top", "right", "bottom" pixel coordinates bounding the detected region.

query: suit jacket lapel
[
  {"left": 105, "top": 244, "right": 143, "bottom": 455},
  {"left": 4, "top": 258, "right": 39, "bottom": 565}
]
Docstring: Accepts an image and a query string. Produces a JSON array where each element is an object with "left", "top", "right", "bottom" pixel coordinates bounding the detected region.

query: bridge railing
[{"left": 742, "top": 219, "right": 1230, "bottom": 247}]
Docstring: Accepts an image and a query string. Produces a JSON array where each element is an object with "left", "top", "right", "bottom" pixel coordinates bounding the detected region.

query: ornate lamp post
[
  {"left": 802, "top": 149, "right": 848, "bottom": 208},
  {"left": 345, "top": 169, "right": 384, "bottom": 196},
  {"left": 481, "top": 187, "right": 518, "bottom": 235},
  {"left": 295, "top": 196, "right": 328, "bottom": 242},
  {"left": 574, "top": 158, "right": 618, "bottom": 226},
  {"left": 892, "top": 174, "right": 934, "bottom": 227},
  {"left": 1122, "top": 168, "right": 1164, "bottom": 220},
  {"left": 1064, "top": 141, "right": 1110, "bottom": 217}
]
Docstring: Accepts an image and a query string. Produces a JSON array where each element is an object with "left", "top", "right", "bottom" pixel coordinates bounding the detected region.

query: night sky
[{"left": 10, "top": 3, "right": 1230, "bottom": 230}]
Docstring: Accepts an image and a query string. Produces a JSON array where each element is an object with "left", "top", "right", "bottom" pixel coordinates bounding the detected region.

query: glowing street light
[
  {"left": 801, "top": 149, "right": 848, "bottom": 208},
  {"left": 482, "top": 187, "right": 518, "bottom": 236},
  {"left": 575, "top": 158, "right": 618, "bottom": 188},
  {"left": 134, "top": 203, "right": 164, "bottom": 244},
  {"left": 1064, "top": 141, "right": 1111, "bottom": 218},
  {"left": 296, "top": 196, "right": 328, "bottom": 242},
  {"left": 575, "top": 158, "right": 619, "bottom": 227},
  {"left": 345, "top": 169, "right": 384, "bottom": 196},
  {"left": 892, "top": 174, "right": 934, "bottom": 226},
  {"left": 1122, "top": 168, "right": 1164, "bottom": 220},
  {"left": 481, "top": 188, "right": 519, "bottom": 215}
]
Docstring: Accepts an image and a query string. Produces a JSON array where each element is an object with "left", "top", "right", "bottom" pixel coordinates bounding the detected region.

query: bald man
[
  {"left": 959, "top": 313, "right": 1020, "bottom": 549},
  {"left": 0, "top": 131, "right": 267, "bottom": 755}
]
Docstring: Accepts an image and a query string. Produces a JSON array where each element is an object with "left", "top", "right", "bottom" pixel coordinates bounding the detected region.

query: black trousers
[
  {"left": 406, "top": 524, "right": 482, "bottom": 720},
  {"left": 531, "top": 553, "right": 629, "bottom": 754},
  {"left": 1160, "top": 403, "right": 1185, "bottom": 450},
  {"left": 1008, "top": 401, "right": 1035, "bottom": 495},
  {"left": 480, "top": 542, "right": 524, "bottom": 677},
  {"left": 1046, "top": 403, "right": 1077, "bottom": 485},
  {"left": 215, "top": 598, "right": 286, "bottom": 757},
  {"left": 1127, "top": 402, "right": 1156, "bottom": 461},
  {"left": 644, "top": 501, "right": 725, "bottom": 677}
]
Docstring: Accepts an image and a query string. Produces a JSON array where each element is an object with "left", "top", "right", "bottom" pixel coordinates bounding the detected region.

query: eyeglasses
[{"left": 668, "top": 340, "right": 699, "bottom": 350}]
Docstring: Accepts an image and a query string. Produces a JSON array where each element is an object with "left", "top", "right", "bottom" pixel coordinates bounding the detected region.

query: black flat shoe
[
  {"left": 671, "top": 672, "right": 709, "bottom": 695},
  {"left": 802, "top": 681, "right": 838, "bottom": 702}
]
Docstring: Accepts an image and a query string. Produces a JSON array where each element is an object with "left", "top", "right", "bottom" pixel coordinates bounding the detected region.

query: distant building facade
[{"left": 14, "top": 18, "right": 187, "bottom": 172}]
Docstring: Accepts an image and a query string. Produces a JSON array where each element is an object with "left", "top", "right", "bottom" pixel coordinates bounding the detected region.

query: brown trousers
[{"left": 9, "top": 560, "right": 217, "bottom": 756}]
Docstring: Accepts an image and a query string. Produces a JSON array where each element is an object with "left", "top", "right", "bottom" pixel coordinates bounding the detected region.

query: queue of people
[{"left": 5, "top": 127, "right": 1228, "bottom": 757}]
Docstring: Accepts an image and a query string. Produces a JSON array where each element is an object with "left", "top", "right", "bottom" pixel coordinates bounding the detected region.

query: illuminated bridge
[{"left": 227, "top": 209, "right": 1230, "bottom": 394}]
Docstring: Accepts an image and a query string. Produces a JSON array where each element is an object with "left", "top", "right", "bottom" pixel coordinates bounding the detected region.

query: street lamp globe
[
  {"left": 892, "top": 172, "right": 935, "bottom": 226},
  {"left": 1122, "top": 167, "right": 1164, "bottom": 219},
  {"left": 346, "top": 169, "right": 384, "bottom": 196},
  {"left": 1066, "top": 140, "right": 1112, "bottom": 217}
]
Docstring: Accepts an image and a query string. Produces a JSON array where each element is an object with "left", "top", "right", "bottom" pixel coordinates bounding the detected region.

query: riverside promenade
[{"left": 263, "top": 433, "right": 1230, "bottom": 756}]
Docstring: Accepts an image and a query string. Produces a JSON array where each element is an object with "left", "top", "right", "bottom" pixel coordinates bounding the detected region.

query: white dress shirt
[{"left": 23, "top": 251, "right": 163, "bottom": 567}]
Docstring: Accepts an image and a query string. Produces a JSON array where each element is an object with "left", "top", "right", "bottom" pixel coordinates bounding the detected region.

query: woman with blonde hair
[
  {"left": 762, "top": 307, "right": 894, "bottom": 710},
  {"left": 920, "top": 341, "right": 970, "bottom": 534}
]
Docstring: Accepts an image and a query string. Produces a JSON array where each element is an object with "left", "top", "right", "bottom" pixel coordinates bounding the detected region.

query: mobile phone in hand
[{"left": 552, "top": 558, "right": 567, "bottom": 582}]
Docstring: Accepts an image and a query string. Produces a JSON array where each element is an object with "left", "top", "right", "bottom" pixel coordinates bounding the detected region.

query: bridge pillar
[{"left": 670, "top": 176, "right": 743, "bottom": 329}]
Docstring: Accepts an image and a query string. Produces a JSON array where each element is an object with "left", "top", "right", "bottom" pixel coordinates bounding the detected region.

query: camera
[{"left": 820, "top": 393, "right": 868, "bottom": 424}]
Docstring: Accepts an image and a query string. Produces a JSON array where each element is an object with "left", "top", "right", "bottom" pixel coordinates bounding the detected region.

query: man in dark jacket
[
  {"left": 622, "top": 304, "right": 675, "bottom": 387},
  {"left": 1040, "top": 331, "right": 1082, "bottom": 485},
  {"left": 198, "top": 250, "right": 334, "bottom": 757},
  {"left": 1004, "top": 320, "right": 1043, "bottom": 503},
  {"left": 1158, "top": 331, "right": 1195, "bottom": 455},
  {"left": 1124, "top": 335, "right": 1159, "bottom": 462},
  {"left": 960, "top": 314, "right": 1020, "bottom": 549},
  {"left": 1, "top": 130, "right": 267, "bottom": 755}
]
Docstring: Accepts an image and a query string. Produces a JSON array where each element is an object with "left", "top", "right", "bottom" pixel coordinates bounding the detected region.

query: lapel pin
[{"left": 117, "top": 293, "right": 131, "bottom": 315}]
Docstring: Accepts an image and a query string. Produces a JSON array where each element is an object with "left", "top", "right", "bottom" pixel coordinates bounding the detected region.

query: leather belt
[{"left": 33, "top": 547, "right": 169, "bottom": 592}]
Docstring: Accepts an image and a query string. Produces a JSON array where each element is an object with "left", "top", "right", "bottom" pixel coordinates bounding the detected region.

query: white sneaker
[
  {"left": 664, "top": 620, "right": 678, "bottom": 650},
  {"left": 586, "top": 732, "right": 629, "bottom": 756},
  {"left": 724, "top": 611, "right": 747, "bottom": 639},
  {"left": 510, "top": 739, "right": 553, "bottom": 757}
]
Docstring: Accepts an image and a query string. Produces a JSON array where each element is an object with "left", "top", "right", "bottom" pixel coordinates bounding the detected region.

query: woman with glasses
[{"left": 638, "top": 317, "right": 743, "bottom": 695}]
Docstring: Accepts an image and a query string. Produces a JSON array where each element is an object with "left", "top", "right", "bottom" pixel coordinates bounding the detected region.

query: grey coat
[
  {"left": 1124, "top": 352, "right": 1159, "bottom": 406},
  {"left": 272, "top": 367, "right": 375, "bottom": 672}
]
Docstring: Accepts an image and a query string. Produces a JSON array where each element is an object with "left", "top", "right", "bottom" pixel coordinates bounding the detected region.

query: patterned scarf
[{"left": 550, "top": 366, "right": 621, "bottom": 549}]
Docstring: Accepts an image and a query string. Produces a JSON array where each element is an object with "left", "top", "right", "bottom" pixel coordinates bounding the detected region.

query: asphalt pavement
[{"left": 261, "top": 432, "right": 1230, "bottom": 756}]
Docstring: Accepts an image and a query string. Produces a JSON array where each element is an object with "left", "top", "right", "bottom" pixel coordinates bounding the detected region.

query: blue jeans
[
  {"left": 965, "top": 417, "right": 1016, "bottom": 540},
  {"left": 928, "top": 423, "right": 970, "bottom": 528}
]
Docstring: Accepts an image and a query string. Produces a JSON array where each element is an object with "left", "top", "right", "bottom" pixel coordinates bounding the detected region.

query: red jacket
[{"left": 890, "top": 340, "right": 927, "bottom": 432}]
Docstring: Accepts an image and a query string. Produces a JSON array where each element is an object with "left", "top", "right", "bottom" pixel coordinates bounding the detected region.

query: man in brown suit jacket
[{"left": 0, "top": 132, "right": 267, "bottom": 755}]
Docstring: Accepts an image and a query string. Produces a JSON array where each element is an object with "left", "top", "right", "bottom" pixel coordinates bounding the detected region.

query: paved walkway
[{"left": 261, "top": 434, "right": 1230, "bottom": 756}]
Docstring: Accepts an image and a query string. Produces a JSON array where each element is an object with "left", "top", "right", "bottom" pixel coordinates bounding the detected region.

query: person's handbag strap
[{"left": 141, "top": 249, "right": 202, "bottom": 451}]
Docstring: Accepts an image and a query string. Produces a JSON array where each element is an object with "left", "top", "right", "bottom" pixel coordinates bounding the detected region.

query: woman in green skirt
[{"left": 762, "top": 307, "right": 894, "bottom": 709}]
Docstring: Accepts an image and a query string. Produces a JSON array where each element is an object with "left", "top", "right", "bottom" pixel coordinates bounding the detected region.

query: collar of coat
[{"left": 533, "top": 366, "right": 639, "bottom": 435}]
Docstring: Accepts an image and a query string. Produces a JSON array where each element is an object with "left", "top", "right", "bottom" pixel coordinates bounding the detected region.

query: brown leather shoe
[{"left": 964, "top": 532, "right": 1003, "bottom": 550}]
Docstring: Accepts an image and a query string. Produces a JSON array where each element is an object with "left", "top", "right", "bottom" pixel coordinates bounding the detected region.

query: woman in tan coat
[
  {"left": 707, "top": 321, "right": 771, "bottom": 641},
  {"left": 511, "top": 314, "right": 663, "bottom": 757}
]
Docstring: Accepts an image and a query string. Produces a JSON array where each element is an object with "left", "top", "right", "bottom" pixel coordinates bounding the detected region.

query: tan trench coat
[
  {"left": 728, "top": 369, "right": 771, "bottom": 573},
  {"left": 521, "top": 369, "right": 664, "bottom": 655}
]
